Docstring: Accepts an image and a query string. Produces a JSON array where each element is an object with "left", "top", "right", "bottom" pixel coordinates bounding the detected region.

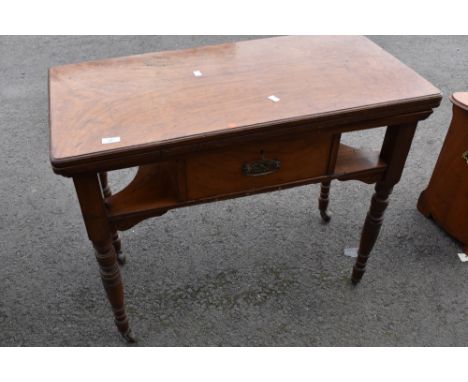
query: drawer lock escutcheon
[{"left": 242, "top": 151, "right": 281, "bottom": 177}]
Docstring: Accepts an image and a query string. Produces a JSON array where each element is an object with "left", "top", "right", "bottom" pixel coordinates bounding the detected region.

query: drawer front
[{"left": 186, "top": 131, "right": 332, "bottom": 200}]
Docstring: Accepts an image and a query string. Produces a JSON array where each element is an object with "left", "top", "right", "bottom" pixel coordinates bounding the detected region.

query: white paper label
[
  {"left": 101, "top": 136, "right": 121, "bottom": 144},
  {"left": 344, "top": 248, "right": 358, "bottom": 258},
  {"left": 193, "top": 70, "right": 203, "bottom": 77},
  {"left": 458, "top": 253, "right": 468, "bottom": 262},
  {"left": 268, "top": 95, "right": 280, "bottom": 102}
]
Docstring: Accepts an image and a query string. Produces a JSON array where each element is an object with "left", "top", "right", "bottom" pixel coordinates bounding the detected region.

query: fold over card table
[{"left": 49, "top": 36, "right": 441, "bottom": 342}]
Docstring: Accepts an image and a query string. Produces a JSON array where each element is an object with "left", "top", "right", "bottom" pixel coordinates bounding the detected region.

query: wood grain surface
[
  {"left": 418, "top": 97, "right": 468, "bottom": 251},
  {"left": 49, "top": 36, "right": 441, "bottom": 170}
]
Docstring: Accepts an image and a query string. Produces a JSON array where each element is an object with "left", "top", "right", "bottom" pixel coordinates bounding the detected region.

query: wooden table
[{"left": 49, "top": 36, "right": 441, "bottom": 342}]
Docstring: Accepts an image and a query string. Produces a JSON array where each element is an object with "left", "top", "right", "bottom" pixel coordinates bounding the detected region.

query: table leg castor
[
  {"left": 121, "top": 329, "right": 136, "bottom": 343},
  {"left": 318, "top": 181, "right": 331, "bottom": 223}
]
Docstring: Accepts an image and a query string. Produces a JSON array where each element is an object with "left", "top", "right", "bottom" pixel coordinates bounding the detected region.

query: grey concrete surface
[{"left": 0, "top": 36, "right": 467, "bottom": 346}]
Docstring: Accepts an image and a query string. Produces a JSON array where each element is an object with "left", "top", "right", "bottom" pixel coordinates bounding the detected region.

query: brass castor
[
  {"left": 320, "top": 210, "right": 331, "bottom": 223},
  {"left": 121, "top": 329, "right": 136, "bottom": 343}
]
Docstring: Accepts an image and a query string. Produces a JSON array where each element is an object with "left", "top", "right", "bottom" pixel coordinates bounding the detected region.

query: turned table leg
[
  {"left": 73, "top": 173, "right": 135, "bottom": 342},
  {"left": 351, "top": 183, "right": 392, "bottom": 283},
  {"left": 318, "top": 181, "right": 331, "bottom": 222},
  {"left": 351, "top": 122, "right": 418, "bottom": 284},
  {"left": 98, "top": 172, "right": 125, "bottom": 265}
]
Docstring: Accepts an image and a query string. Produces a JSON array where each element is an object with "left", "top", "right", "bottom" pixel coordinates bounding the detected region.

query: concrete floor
[{"left": 0, "top": 36, "right": 466, "bottom": 346}]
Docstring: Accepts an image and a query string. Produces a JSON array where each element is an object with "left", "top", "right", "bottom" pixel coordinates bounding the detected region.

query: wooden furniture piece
[
  {"left": 49, "top": 36, "right": 441, "bottom": 342},
  {"left": 418, "top": 92, "right": 468, "bottom": 253}
]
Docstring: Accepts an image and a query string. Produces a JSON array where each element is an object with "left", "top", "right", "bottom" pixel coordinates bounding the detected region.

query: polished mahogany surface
[{"left": 49, "top": 35, "right": 440, "bottom": 168}]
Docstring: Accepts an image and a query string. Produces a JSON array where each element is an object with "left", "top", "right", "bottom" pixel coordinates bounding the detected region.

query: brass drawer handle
[
  {"left": 242, "top": 151, "right": 281, "bottom": 176},
  {"left": 463, "top": 151, "right": 468, "bottom": 165}
]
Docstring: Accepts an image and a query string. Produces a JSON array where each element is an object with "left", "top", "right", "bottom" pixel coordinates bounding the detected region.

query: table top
[{"left": 49, "top": 35, "right": 441, "bottom": 168}]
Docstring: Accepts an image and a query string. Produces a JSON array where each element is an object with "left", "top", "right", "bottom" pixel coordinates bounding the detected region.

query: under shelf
[
  {"left": 334, "top": 143, "right": 386, "bottom": 180},
  {"left": 107, "top": 144, "right": 387, "bottom": 224}
]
